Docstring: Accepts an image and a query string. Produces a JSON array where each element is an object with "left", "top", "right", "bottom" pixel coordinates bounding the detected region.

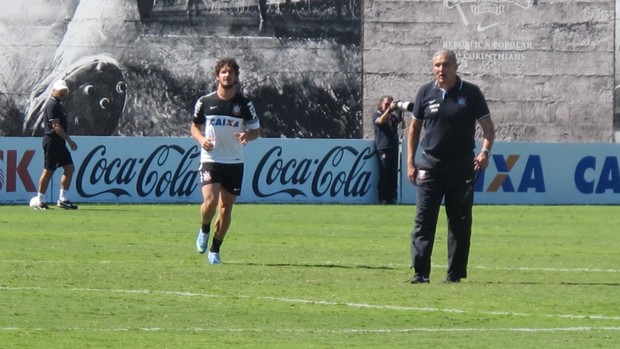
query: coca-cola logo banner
[
  {"left": 0, "top": 137, "right": 379, "bottom": 204},
  {"left": 243, "top": 139, "right": 378, "bottom": 204}
]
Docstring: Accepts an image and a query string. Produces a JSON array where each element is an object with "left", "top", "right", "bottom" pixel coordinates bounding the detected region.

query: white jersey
[{"left": 192, "top": 91, "right": 260, "bottom": 164}]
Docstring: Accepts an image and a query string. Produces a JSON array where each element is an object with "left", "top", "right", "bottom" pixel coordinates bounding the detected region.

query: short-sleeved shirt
[
  {"left": 372, "top": 109, "right": 400, "bottom": 151},
  {"left": 412, "top": 76, "right": 490, "bottom": 159},
  {"left": 192, "top": 91, "right": 260, "bottom": 164},
  {"left": 43, "top": 96, "right": 68, "bottom": 140}
]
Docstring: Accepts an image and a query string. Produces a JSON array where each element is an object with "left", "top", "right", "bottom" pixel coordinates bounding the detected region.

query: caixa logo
[
  {"left": 476, "top": 154, "right": 545, "bottom": 193},
  {"left": 574, "top": 156, "right": 620, "bottom": 194},
  {"left": 0, "top": 149, "right": 37, "bottom": 192}
]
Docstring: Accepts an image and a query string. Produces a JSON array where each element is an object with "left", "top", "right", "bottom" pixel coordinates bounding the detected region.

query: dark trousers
[
  {"left": 411, "top": 152, "right": 475, "bottom": 280},
  {"left": 376, "top": 147, "right": 399, "bottom": 203}
]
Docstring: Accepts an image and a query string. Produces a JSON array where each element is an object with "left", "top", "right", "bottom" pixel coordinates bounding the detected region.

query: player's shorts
[
  {"left": 42, "top": 136, "right": 73, "bottom": 171},
  {"left": 199, "top": 162, "right": 244, "bottom": 196}
]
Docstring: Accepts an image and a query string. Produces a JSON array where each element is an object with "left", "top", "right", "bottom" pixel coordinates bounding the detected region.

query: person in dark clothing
[
  {"left": 372, "top": 95, "right": 402, "bottom": 204},
  {"left": 407, "top": 49, "right": 495, "bottom": 284},
  {"left": 32, "top": 80, "right": 79, "bottom": 210}
]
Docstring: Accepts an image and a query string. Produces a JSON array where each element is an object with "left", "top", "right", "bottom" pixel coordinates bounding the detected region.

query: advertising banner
[
  {"left": 401, "top": 142, "right": 620, "bottom": 205},
  {"left": 0, "top": 137, "right": 379, "bottom": 205},
  {"left": 2, "top": 137, "right": 620, "bottom": 205}
]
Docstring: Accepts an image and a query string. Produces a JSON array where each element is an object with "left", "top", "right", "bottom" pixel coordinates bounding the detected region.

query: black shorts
[
  {"left": 199, "top": 162, "right": 244, "bottom": 196},
  {"left": 42, "top": 136, "right": 73, "bottom": 171}
]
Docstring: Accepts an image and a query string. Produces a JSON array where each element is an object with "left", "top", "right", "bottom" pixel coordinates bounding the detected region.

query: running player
[{"left": 190, "top": 57, "right": 261, "bottom": 264}]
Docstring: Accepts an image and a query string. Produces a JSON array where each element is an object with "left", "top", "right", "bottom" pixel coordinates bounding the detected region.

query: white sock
[
  {"left": 59, "top": 189, "right": 69, "bottom": 202},
  {"left": 37, "top": 192, "right": 45, "bottom": 203}
]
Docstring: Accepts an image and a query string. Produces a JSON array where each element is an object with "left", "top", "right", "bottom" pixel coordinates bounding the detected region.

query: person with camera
[
  {"left": 372, "top": 95, "right": 403, "bottom": 204},
  {"left": 407, "top": 49, "right": 495, "bottom": 284}
]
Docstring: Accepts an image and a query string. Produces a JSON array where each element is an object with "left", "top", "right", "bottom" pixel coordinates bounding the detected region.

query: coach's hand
[
  {"left": 474, "top": 151, "right": 489, "bottom": 171},
  {"left": 408, "top": 164, "right": 418, "bottom": 186}
]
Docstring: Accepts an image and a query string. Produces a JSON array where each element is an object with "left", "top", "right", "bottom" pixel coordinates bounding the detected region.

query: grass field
[{"left": 0, "top": 204, "right": 619, "bottom": 348}]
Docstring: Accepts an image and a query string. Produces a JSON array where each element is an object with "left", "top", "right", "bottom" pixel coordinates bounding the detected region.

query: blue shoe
[
  {"left": 208, "top": 251, "right": 221, "bottom": 265},
  {"left": 196, "top": 229, "right": 209, "bottom": 254}
]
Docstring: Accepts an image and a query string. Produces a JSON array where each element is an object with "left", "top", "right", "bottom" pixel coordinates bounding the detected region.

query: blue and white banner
[
  {"left": 1, "top": 137, "right": 619, "bottom": 205},
  {"left": 401, "top": 142, "right": 620, "bottom": 205},
  {"left": 0, "top": 137, "right": 378, "bottom": 204}
]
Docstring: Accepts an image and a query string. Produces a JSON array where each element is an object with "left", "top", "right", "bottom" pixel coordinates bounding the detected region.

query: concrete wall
[
  {"left": 1, "top": 0, "right": 617, "bottom": 143},
  {"left": 363, "top": 0, "right": 616, "bottom": 143}
]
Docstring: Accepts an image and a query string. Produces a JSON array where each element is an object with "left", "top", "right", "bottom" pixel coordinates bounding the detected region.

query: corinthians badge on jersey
[{"left": 232, "top": 104, "right": 242, "bottom": 116}]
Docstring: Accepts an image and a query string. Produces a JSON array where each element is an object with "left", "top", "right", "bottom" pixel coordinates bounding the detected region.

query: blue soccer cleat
[
  {"left": 208, "top": 251, "right": 221, "bottom": 265},
  {"left": 196, "top": 229, "right": 209, "bottom": 254}
]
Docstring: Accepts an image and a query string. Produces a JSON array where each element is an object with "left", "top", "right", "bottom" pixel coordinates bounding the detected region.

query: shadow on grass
[
  {"left": 233, "top": 262, "right": 399, "bottom": 271},
  {"left": 473, "top": 281, "right": 620, "bottom": 287}
]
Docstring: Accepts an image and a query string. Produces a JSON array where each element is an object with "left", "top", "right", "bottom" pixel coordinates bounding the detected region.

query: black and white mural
[{"left": 0, "top": 0, "right": 362, "bottom": 138}]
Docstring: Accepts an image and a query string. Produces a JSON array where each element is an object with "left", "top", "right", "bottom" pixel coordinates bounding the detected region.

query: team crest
[
  {"left": 457, "top": 97, "right": 467, "bottom": 108},
  {"left": 443, "top": 0, "right": 535, "bottom": 31},
  {"left": 232, "top": 104, "right": 242, "bottom": 116}
]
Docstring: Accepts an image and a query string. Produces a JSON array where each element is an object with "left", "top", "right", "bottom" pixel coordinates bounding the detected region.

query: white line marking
[
  {"left": 1, "top": 326, "right": 620, "bottom": 333},
  {"left": 2, "top": 286, "right": 620, "bottom": 321}
]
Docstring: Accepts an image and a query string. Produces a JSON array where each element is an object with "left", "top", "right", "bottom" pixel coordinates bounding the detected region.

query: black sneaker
[
  {"left": 57, "top": 200, "right": 78, "bottom": 210},
  {"left": 410, "top": 275, "right": 430, "bottom": 284},
  {"left": 443, "top": 277, "right": 461, "bottom": 284},
  {"left": 33, "top": 201, "right": 49, "bottom": 210}
]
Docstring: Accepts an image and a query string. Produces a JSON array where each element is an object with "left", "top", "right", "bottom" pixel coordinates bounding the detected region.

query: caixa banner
[
  {"left": 0, "top": 137, "right": 379, "bottom": 204},
  {"left": 400, "top": 141, "right": 620, "bottom": 205}
]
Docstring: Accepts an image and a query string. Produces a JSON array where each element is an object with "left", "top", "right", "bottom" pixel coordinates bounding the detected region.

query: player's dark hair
[{"left": 215, "top": 57, "right": 240, "bottom": 78}]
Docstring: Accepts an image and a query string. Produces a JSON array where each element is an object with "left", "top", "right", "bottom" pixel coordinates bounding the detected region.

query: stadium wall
[
  {"left": 2, "top": 1, "right": 620, "bottom": 143},
  {"left": 1, "top": 137, "right": 619, "bottom": 205}
]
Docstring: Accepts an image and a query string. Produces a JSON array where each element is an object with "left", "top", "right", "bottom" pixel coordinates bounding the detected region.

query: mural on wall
[{"left": 0, "top": 0, "right": 362, "bottom": 138}]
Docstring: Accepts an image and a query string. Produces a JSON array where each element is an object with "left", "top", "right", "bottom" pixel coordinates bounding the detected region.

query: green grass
[{"left": 0, "top": 204, "right": 619, "bottom": 348}]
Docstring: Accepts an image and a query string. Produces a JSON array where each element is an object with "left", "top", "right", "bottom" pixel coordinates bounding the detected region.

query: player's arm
[
  {"left": 191, "top": 122, "right": 214, "bottom": 151},
  {"left": 235, "top": 128, "right": 260, "bottom": 145},
  {"left": 51, "top": 119, "right": 77, "bottom": 150},
  {"left": 190, "top": 98, "right": 214, "bottom": 150},
  {"left": 236, "top": 100, "right": 261, "bottom": 145}
]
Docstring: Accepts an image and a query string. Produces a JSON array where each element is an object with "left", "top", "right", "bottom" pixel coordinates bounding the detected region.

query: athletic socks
[
  {"left": 201, "top": 224, "right": 210, "bottom": 234},
  {"left": 211, "top": 238, "right": 223, "bottom": 253},
  {"left": 59, "top": 189, "right": 69, "bottom": 202},
  {"left": 200, "top": 224, "right": 223, "bottom": 252}
]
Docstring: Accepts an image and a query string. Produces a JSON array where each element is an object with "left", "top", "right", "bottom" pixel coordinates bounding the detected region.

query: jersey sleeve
[
  {"left": 412, "top": 85, "right": 428, "bottom": 120},
  {"left": 244, "top": 99, "right": 260, "bottom": 130},
  {"left": 192, "top": 97, "right": 206, "bottom": 124},
  {"left": 472, "top": 85, "right": 491, "bottom": 120}
]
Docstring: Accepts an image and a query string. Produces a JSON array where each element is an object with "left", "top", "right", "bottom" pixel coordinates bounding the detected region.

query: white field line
[
  {"left": 0, "top": 260, "right": 618, "bottom": 273},
  {"left": 1, "top": 326, "right": 620, "bottom": 333},
  {"left": 2, "top": 286, "right": 620, "bottom": 321}
]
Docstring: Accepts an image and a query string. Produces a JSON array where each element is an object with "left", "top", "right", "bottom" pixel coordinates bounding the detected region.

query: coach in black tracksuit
[{"left": 407, "top": 49, "right": 495, "bottom": 284}]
